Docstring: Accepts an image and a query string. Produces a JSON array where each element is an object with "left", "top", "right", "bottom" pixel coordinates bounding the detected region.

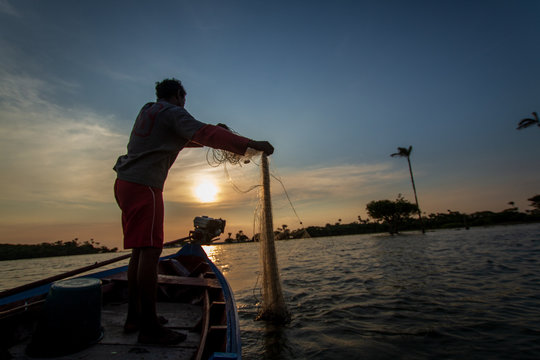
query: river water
[{"left": 1, "top": 223, "right": 540, "bottom": 359}]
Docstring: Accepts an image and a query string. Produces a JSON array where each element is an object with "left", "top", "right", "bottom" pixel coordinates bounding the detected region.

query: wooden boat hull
[{"left": 0, "top": 243, "right": 241, "bottom": 360}]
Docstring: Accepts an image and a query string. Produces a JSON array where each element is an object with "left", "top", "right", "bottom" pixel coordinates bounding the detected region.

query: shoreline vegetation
[
  {"left": 2, "top": 204, "right": 540, "bottom": 260},
  {"left": 228, "top": 200, "right": 540, "bottom": 242},
  {"left": 0, "top": 238, "right": 118, "bottom": 261},
  {"left": 300, "top": 208, "right": 540, "bottom": 239}
]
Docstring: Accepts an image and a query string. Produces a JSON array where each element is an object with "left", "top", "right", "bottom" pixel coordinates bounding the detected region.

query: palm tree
[
  {"left": 391, "top": 146, "right": 425, "bottom": 233},
  {"left": 517, "top": 112, "right": 539, "bottom": 130}
]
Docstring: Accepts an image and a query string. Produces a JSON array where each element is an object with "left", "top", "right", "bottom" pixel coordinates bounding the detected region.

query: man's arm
[{"left": 190, "top": 124, "right": 274, "bottom": 156}]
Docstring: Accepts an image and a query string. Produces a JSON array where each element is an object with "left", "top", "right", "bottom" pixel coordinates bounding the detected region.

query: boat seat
[{"left": 104, "top": 273, "right": 221, "bottom": 289}]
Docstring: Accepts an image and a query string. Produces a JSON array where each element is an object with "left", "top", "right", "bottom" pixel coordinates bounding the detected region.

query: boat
[{"left": 0, "top": 242, "right": 241, "bottom": 360}]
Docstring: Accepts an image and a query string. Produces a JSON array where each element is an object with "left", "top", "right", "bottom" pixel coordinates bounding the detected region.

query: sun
[{"left": 194, "top": 181, "right": 218, "bottom": 203}]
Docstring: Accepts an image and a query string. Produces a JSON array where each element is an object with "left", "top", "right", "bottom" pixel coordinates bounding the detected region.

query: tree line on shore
[
  {"left": 3, "top": 199, "right": 539, "bottom": 259},
  {"left": 3, "top": 196, "right": 539, "bottom": 258},
  {"left": 274, "top": 194, "right": 540, "bottom": 239},
  {"left": 0, "top": 238, "right": 118, "bottom": 261}
]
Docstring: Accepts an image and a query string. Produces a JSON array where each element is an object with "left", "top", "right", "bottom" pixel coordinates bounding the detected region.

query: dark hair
[{"left": 155, "top": 78, "right": 186, "bottom": 99}]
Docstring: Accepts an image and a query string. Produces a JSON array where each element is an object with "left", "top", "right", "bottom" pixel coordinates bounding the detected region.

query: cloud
[
  {"left": 269, "top": 163, "right": 406, "bottom": 202},
  {"left": 0, "top": 70, "right": 126, "bottom": 220},
  {"left": 162, "top": 157, "right": 405, "bottom": 209},
  {"left": 0, "top": 0, "right": 19, "bottom": 17}
]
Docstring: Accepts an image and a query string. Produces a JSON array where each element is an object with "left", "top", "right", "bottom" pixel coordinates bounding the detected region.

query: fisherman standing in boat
[{"left": 113, "top": 78, "right": 273, "bottom": 345}]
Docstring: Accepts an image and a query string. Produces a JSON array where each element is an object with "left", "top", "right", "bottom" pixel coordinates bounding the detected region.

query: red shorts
[{"left": 114, "top": 179, "right": 164, "bottom": 249}]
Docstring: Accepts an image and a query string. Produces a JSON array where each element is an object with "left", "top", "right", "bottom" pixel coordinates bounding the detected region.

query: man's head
[{"left": 155, "top": 78, "right": 186, "bottom": 106}]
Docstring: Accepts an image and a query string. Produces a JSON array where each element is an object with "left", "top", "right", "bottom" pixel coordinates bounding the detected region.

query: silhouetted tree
[
  {"left": 506, "top": 201, "right": 518, "bottom": 212},
  {"left": 275, "top": 224, "right": 291, "bottom": 240},
  {"left": 235, "top": 230, "right": 248, "bottom": 242},
  {"left": 528, "top": 195, "right": 540, "bottom": 213},
  {"left": 366, "top": 196, "right": 418, "bottom": 234},
  {"left": 391, "top": 146, "right": 425, "bottom": 233}
]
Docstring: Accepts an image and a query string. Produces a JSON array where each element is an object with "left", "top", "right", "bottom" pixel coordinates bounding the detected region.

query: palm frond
[
  {"left": 390, "top": 146, "right": 412, "bottom": 157},
  {"left": 517, "top": 118, "right": 539, "bottom": 129},
  {"left": 516, "top": 112, "right": 539, "bottom": 130}
]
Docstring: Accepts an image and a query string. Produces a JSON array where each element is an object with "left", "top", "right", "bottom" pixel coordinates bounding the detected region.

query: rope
[
  {"left": 270, "top": 171, "right": 304, "bottom": 228},
  {"left": 207, "top": 146, "right": 305, "bottom": 230}
]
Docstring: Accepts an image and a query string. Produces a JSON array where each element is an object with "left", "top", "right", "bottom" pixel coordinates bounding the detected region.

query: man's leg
[
  {"left": 137, "top": 247, "right": 186, "bottom": 345},
  {"left": 123, "top": 247, "right": 169, "bottom": 333},
  {"left": 137, "top": 247, "right": 162, "bottom": 331},
  {"left": 123, "top": 248, "right": 141, "bottom": 333}
]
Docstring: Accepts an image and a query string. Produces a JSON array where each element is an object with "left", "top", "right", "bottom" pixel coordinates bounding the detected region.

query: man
[{"left": 113, "top": 78, "right": 273, "bottom": 345}]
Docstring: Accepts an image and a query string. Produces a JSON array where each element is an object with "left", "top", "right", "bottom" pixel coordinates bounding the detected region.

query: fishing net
[
  {"left": 255, "top": 154, "right": 289, "bottom": 322},
  {"left": 207, "top": 143, "right": 290, "bottom": 323}
]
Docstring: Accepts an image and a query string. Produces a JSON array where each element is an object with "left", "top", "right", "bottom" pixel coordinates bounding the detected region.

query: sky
[{"left": 0, "top": 0, "right": 539, "bottom": 248}]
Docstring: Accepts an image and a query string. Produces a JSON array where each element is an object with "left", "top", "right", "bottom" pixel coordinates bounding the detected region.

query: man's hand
[{"left": 248, "top": 140, "right": 274, "bottom": 156}]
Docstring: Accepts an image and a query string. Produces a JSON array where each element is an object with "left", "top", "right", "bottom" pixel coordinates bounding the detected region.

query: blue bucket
[{"left": 26, "top": 277, "right": 103, "bottom": 357}]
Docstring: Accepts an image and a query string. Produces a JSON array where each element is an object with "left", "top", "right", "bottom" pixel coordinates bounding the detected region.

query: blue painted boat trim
[{"left": 209, "top": 352, "right": 238, "bottom": 359}]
